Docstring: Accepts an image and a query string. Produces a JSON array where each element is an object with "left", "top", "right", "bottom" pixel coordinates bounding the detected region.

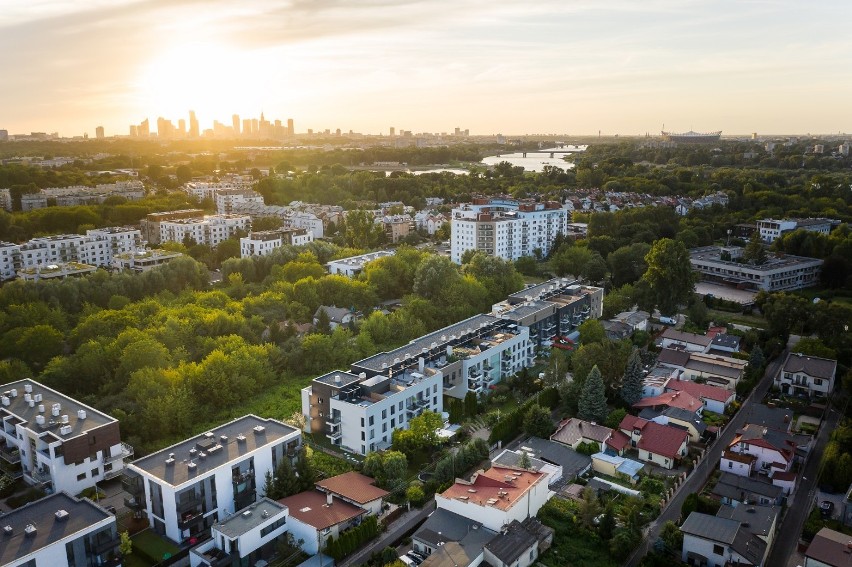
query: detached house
[
  {"left": 619, "top": 415, "right": 689, "bottom": 470},
  {"left": 680, "top": 504, "right": 779, "bottom": 567},
  {"left": 550, "top": 418, "right": 613, "bottom": 452},
  {"left": 659, "top": 329, "right": 713, "bottom": 353},
  {"left": 665, "top": 379, "right": 736, "bottom": 414},
  {"left": 775, "top": 352, "right": 837, "bottom": 399},
  {"left": 723, "top": 423, "right": 809, "bottom": 492}
]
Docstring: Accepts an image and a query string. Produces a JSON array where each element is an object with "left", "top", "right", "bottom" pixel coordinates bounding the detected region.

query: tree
[
  {"left": 119, "top": 531, "right": 133, "bottom": 557},
  {"left": 518, "top": 450, "right": 532, "bottom": 470},
  {"left": 609, "top": 243, "right": 651, "bottom": 287},
  {"left": 792, "top": 338, "right": 837, "bottom": 359},
  {"left": 640, "top": 238, "right": 695, "bottom": 316},
  {"left": 742, "top": 238, "right": 768, "bottom": 265},
  {"left": 413, "top": 255, "right": 460, "bottom": 301},
  {"left": 621, "top": 348, "right": 643, "bottom": 406},
  {"left": 659, "top": 521, "right": 683, "bottom": 555},
  {"left": 266, "top": 457, "right": 300, "bottom": 499},
  {"left": 523, "top": 404, "right": 554, "bottom": 438},
  {"left": 315, "top": 308, "right": 332, "bottom": 334},
  {"left": 579, "top": 487, "right": 601, "bottom": 528},
  {"left": 748, "top": 345, "right": 764, "bottom": 370},
  {"left": 578, "top": 319, "right": 605, "bottom": 345},
  {"left": 295, "top": 447, "right": 316, "bottom": 491},
  {"left": 464, "top": 391, "right": 479, "bottom": 417},
  {"left": 542, "top": 347, "right": 570, "bottom": 388},
  {"left": 406, "top": 482, "right": 425, "bottom": 506},
  {"left": 606, "top": 408, "right": 627, "bottom": 429},
  {"left": 598, "top": 508, "right": 616, "bottom": 540},
  {"left": 578, "top": 366, "right": 608, "bottom": 423}
]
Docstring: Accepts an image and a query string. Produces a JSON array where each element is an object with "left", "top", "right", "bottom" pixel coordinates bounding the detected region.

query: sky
[{"left": 1, "top": 0, "right": 851, "bottom": 137}]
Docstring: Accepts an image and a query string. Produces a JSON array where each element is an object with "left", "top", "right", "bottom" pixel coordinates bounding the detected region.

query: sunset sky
[{"left": 2, "top": 0, "right": 851, "bottom": 137}]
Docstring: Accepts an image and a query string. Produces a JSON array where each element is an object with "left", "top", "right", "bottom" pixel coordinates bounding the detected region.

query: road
[
  {"left": 343, "top": 500, "right": 436, "bottom": 567},
  {"left": 769, "top": 405, "right": 841, "bottom": 567},
  {"left": 626, "top": 351, "right": 787, "bottom": 567}
]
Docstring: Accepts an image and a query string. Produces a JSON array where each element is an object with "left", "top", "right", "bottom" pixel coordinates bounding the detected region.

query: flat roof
[
  {"left": 690, "top": 246, "right": 823, "bottom": 271},
  {"left": 0, "top": 379, "right": 116, "bottom": 437},
  {"left": 214, "top": 498, "right": 288, "bottom": 539},
  {"left": 129, "top": 415, "right": 298, "bottom": 487},
  {"left": 0, "top": 492, "right": 113, "bottom": 565},
  {"left": 520, "top": 436, "right": 592, "bottom": 477}
]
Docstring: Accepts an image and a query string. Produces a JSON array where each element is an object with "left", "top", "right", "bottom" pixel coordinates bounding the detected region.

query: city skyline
[{"left": 2, "top": 1, "right": 852, "bottom": 137}]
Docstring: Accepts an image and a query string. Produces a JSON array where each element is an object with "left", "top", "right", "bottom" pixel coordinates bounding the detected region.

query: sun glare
[{"left": 136, "top": 41, "right": 267, "bottom": 123}]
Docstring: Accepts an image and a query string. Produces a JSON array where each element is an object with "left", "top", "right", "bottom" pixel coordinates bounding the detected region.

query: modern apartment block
[
  {"left": 450, "top": 198, "right": 568, "bottom": 263},
  {"left": 756, "top": 217, "right": 838, "bottom": 243},
  {"left": 159, "top": 215, "right": 251, "bottom": 248},
  {"left": 0, "top": 379, "right": 133, "bottom": 495},
  {"left": 141, "top": 209, "right": 205, "bottom": 244},
  {"left": 690, "top": 246, "right": 823, "bottom": 292},
  {"left": 123, "top": 415, "right": 301, "bottom": 544},
  {"left": 0, "top": 492, "right": 121, "bottom": 567},
  {"left": 491, "top": 278, "right": 604, "bottom": 347},
  {"left": 215, "top": 189, "right": 264, "bottom": 215},
  {"left": 239, "top": 228, "right": 314, "bottom": 258},
  {"left": 0, "top": 241, "right": 21, "bottom": 279},
  {"left": 325, "top": 250, "right": 395, "bottom": 277},
  {"left": 184, "top": 181, "right": 253, "bottom": 201},
  {"left": 302, "top": 314, "right": 531, "bottom": 454}
]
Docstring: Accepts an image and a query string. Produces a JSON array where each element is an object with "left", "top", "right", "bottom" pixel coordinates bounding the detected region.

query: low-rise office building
[
  {"left": 0, "top": 379, "right": 133, "bottom": 495},
  {"left": 123, "top": 415, "right": 301, "bottom": 544},
  {"left": 690, "top": 246, "right": 823, "bottom": 292},
  {"left": 0, "top": 492, "right": 121, "bottom": 567},
  {"left": 325, "top": 250, "right": 395, "bottom": 277}
]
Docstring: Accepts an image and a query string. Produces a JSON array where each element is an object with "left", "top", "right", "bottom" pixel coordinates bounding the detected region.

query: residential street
[
  {"left": 343, "top": 500, "right": 436, "bottom": 567},
  {"left": 626, "top": 351, "right": 787, "bottom": 567}
]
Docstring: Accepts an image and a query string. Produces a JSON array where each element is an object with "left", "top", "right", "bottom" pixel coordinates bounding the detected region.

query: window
[
  {"left": 382, "top": 409, "right": 387, "bottom": 419},
  {"left": 815, "top": 378, "right": 823, "bottom": 386},
  {"left": 361, "top": 418, "right": 365, "bottom": 427},
  {"left": 728, "top": 461, "right": 733, "bottom": 469},
  {"left": 713, "top": 544, "right": 724, "bottom": 556},
  {"left": 77, "top": 472, "right": 86, "bottom": 481},
  {"left": 391, "top": 419, "right": 395, "bottom": 428},
  {"left": 369, "top": 416, "right": 374, "bottom": 426}
]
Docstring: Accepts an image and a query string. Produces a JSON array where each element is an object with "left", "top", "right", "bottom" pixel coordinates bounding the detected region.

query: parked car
[
  {"left": 820, "top": 501, "right": 835, "bottom": 518},
  {"left": 399, "top": 556, "right": 417, "bottom": 567},
  {"left": 405, "top": 553, "right": 423, "bottom": 566},
  {"left": 659, "top": 315, "right": 677, "bottom": 325}
]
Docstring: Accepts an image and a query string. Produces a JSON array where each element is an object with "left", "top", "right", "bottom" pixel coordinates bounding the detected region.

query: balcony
[
  {"left": 105, "top": 442, "right": 134, "bottom": 463},
  {"left": 176, "top": 492, "right": 203, "bottom": 514},
  {"left": 29, "top": 468, "right": 52, "bottom": 485},
  {"left": 0, "top": 445, "right": 20, "bottom": 464},
  {"left": 327, "top": 429, "right": 342, "bottom": 442},
  {"left": 124, "top": 495, "right": 144, "bottom": 510},
  {"left": 91, "top": 533, "right": 120, "bottom": 555},
  {"left": 416, "top": 398, "right": 430, "bottom": 408},
  {"left": 103, "top": 467, "right": 125, "bottom": 481},
  {"left": 467, "top": 381, "right": 484, "bottom": 393},
  {"left": 178, "top": 510, "right": 205, "bottom": 531}
]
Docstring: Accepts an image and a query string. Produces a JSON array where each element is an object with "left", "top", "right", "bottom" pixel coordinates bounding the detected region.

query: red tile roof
[
  {"left": 633, "top": 391, "right": 703, "bottom": 413},
  {"left": 665, "top": 379, "right": 735, "bottom": 403},
  {"left": 439, "top": 466, "right": 546, "bottom": 512},
  {"left": 606, "top": 430, "right": 631, "bottom": 452},
  {"left": 618, "top": 414, "right": 648, "bottom": 433},
  {"left": 279, "top": 491, "right": 365, "bottom": 530},
  {"left": 315, "top": 471, "right": 389, "bottom": 504},
  {"left": 636, "top": 422, "right": 689, "bottom": 459}
]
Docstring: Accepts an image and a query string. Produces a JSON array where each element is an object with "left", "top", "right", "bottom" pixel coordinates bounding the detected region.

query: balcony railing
[
  {"left": 91, "top": 533, "right": 120, "bottom": 555},
  {"left": 105, "top": 442, "right": 134, "bottom": 463},
  {"left": 124, "top": 495, "right": 144, "bottom": 510},
  {"left": 178, "top": 510, "right": 205, "bottom": 530},
  {"left": 176, "top": 493, "right": 203, "bottom": 513},
  {"left": 327, "top": 429, "right": 342, "bottom": 441}
]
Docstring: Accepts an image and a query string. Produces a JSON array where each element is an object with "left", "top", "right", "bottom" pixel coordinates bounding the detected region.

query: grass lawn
[
  {"left": 793, "top": 288, "right": 852, "bottom": 307},
  {"left": 131, "top": 530, "right": 180, "bottom": 564},
  {"left": 707, "top": 309, "right": 767, "bottom": 329},
  {"left": 123, "top": 554, "right": 154, "bottom": 567}
]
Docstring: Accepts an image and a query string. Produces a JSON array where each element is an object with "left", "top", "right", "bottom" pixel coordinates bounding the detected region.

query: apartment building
[
  {"left": 215, "top": 189, "right": 264, "bottom": 215},
  {"left": 227, "top": 202, "right": 325, "bottom": 239},
  {"left": 159, "top": 215, "right": 251, "bottom": 248},
  {"left": 301, "top": 315, "right": 531, "bottom": 454},
  {"left": 0, "top": 379, "right": 133, "bottom": 495},
  {"left": 184, "top": 181, "right": 252, "bottom": 201},
  {"left": 756, "top": 218, "right": 838, "bottom": 243},
  {"left": 141, "top": 209, "right": 205, "bottom": 244},
  {"left": 492, "top": 278, "right": 604, "bottom": 348},
  {"left": 123, "top": 415, "right": 301, "bottom": 544},
  {"left": 239, "top": 228, "right": 313, "bottom": 258},
  {"left": 690, "top": 246, "right": 823, "bottom": 292},
  {"left": 113, "top": 249, "right": 184, "bottom": 272},
  {"left": 0, "top": 492, "right": 121, "bottom": 567},
  {"left": 8, "top": 227, "right": 142, "bottom": 272},
  {"left": 775, "top": 352, "right": 837, "bottom": 398},
  {"left": 450, "top": 198, "right": 568, "bottom": 263},
  {"left": 0, "top": 241, "right": 21, "bottom": 280}
]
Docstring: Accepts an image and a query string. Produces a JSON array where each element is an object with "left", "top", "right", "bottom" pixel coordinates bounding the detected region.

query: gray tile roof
[
  {"left": 519, "top": 437, "right": 592, "bottom": 478},
  {"left": 783, "top": 352, "right": 837, "bottom": 380},
  {"left": 681, "top": 512, "right": 740, "bottom": 543},
  {"left": 716, "top": 504, "right": 779, "bottom": 538},
  {"left": 712, "top": 472, "right": 782, "bottom": 502},
  {"left": 484, "top": 520, "right": 537, "bottom": 565}
]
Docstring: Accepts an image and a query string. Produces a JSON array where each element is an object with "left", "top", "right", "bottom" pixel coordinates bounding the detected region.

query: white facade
[
  {"left": 216, "top": 190, "right": 264, "bottom": 215},
  {"left": 160, "top": 214, "right": 251, "bottom": 248},
  {"left": 757, "top": 218, "right": 834, "bottom": 243},
  {"left": 9, "top": 228, "right": 141, "bottom": 272},
  {"left": 0, "top": 379, "right": 133, "bottom": 496},
  {"left": 125, "top": 415, "right": 301, "bottom": 544},
  {"left": 775, "top": 353, "right": 837, "bottom": 398},
  {"left": 113, "top": 249, "right": 183, "bottom": 272},
  {"left": 0, "top": 241, "right": 21, "bottom": 279},
  {"left": 690, "top": 246, "right": 823, "bottom": 292},
  {"left": 184, "top": 181, "right": 251, "bottom": 201},
  {"left": 682, "top": 532, "right": 756, "bottom": 567},
  {"left": 240, "top": 229, "right": 314, "bottom": 258},
  {"left": 326, "top": 250, "right": 396, "bottom": 277},
  {"left": 451, "top": 199, "right": 568, "bottom": 263},
  {"left": 720, "top": 454, "right": 754, "bottom": 477}
]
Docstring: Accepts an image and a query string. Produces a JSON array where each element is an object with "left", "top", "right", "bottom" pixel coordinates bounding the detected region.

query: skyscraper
[
  {"left": 232, "top": 114, "right": 240, "bottom": 136},
  {"left": 139, "top": 119, "right": 149, "bottom": 137},
  {"left": 189, "top": 110, "right": 199, "bottom": 138},
  {"left": 178, "top": 119, "right": 186, "bottom": 135},
  {"left": 242, "top": 119, "right": 252, "bottom": 136},
  {"left": 287, "top": 118, "right": 294, "bottom": 136},
  {"left": 389, "top": 127, "right": 395, "bottom": 137},
  {"left": 95, "top": 126, "right": 105, "bottom": 139}
]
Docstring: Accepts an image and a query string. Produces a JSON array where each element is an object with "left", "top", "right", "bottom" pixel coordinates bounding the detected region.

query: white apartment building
[
  {"left": 113, "top": 249, "right": 184, "bottom": 272},
  {"left": 10, "top": 227, "right": 141, "bottom": 272},
  {"left": 216, "top": 189, "right": 264, "bottom": 215},
  {"left": 0, "top": 492, "right": 121, "bottom": 567},
  {"left": 227, "top": 202, "right": 325, "bottom": 239},
  {"left": 0, "top": 379, "right": 134, "bottom": 496},
  {"left": 775, "top": 352, "right": 837, "bottom": 398},
  {"left": 326, "top": 250, "right": 395, "bottom": 277},
  {"left": 690, "top": 246, "right": 823, "bottom": 292},
  {"left": 123, "top": 415, "right": 301, "bottom": 544},
  {"left": 0, "top": 241, "right": 21, "bottom": 280},
  {"left": 450, "top": 198, "right": 568, "bottom": 263},
  {"left": 79, "top": 227, "right": 142, "bottom": 265},
  {"left": 184, "top": 181, "right": 252, "bottom": 201},
  {"left": 190, "top": 498, "right": 289, "bottom": 567},
  {"left": 240, "top": 228, "right": 314, "bottom": 258},
  {"left": 159, "top": 214, "right": 251, "bottom": 248},
  {"left": 756, "top": 218, "right": 837, "bottom": 243}
]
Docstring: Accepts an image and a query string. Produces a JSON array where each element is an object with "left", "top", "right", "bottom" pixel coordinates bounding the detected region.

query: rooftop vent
[
  {"left": 220, "top": 435, "right": 228, "bottom": 442},
  {"left": 24, "top": 393, "right": 32, "bottom": 403},
  {"left": 0, "top": 397, "right": 8, "bottom": 407},
  {"left": 253, "top": 425, "right": 265, "bottom": 434},
  {"left": 60, "top": 425, "right": 72, "bottom": 436},
  {"left": 242, "top": 510, "right": 251, "bottom": 517},
  {"left": 3, "top": 525, "right": 12, "bottom": 536},
  {"left": 187, "top": 462, "right": 197, "bottom": 471},
  {"left": 24, "top": 384, "right": 32, "bottom": 393},
  {"left": 34, "top": 394, "right": 42, "bottom": 402},
  {"left": 236, "top": 434, "right": 246, "bottom": 443},
  {"left": 55, "top": 509, "right": 69, "bottom": 522},
  {"left": 77, "top": 410, "right": 86, "bottom": 420},
  {"left": 166, "top": 456, "right": 175, "bottom": 466},
  {"left": 199, "top": 452, "right": 207, "bottom": 459},
  {"left": 61, "top": 414, "right": 69, "bottom": 424},
  {"left": 24, "top": 524, "right": 36, "bottom": 537},
  {"left": 204, "top": 431, "right": 214, "bottom": 438}
]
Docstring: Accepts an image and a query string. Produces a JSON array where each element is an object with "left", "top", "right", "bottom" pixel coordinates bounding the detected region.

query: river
[{"left": 481, "top": 145, "right": 586, "bottom": 172}]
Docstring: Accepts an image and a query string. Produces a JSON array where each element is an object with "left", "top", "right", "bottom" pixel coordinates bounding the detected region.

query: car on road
[{"left": 820, "top": 501, "right": 835, "bottom": 517}]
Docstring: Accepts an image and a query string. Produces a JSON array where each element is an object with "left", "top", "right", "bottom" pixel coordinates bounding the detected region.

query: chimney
[{"left": 326, "top": 492, "right": 333, "bottom": 506}]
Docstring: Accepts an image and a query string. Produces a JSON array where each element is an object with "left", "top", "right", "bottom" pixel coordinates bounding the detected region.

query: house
[
  {"left": 492, "top": 449, "right": 562, "bottom": 486},
  {"left": 483, "top": 518, "right": 554, "bottom": 567},
  {"left": 709, "top": 333, "right": 742, "bottom": 354},
  {"left": 720, "top": 450, "right": 757, "bottom": 477},
  {"left": 0, "top": 492, "right": 121, "bottom": 567},
  {"left": 743, "top": 404, "right": 793, "bottom": 432},
  {"left": 412, "top": 508, "right": 497, "bottom": 558},
  {"left": 612, "top": 310, "right": 650, "bottom": 332},
  {"left": 775, "top": 352, "right": 837, "bottom": 398},
  {"left": 665, "top": 379, "right": 736, "bottom": 414},
  {"left": 633, "top": 391, "right": 704, "bottom": 417},
  {"left": 189, "top": 498, "right": 289, "bottom": 567},
  {"left": 325, "top": 250, "right": 395, "bottom": 277},
  {"left": 418, "top": 541, "right": 477, "bottom": 567},
  {"left": 642, "top": 367, "right": 677, "bottom": 398},
  {"left": 618, "top": 415, "right": 689, "bottom": 470},
  {"left": 0, "top": 379, "right": 133, "bottom": 495},
  {"left": 590, "top": 452, "right": 644, "bottom": 483},
  {"left": 711, "top": 472, "right": 783, "bottom": 507},
  {"left": 517, "top": 436, "right": 593, "bottom": 481},
  {"left": 805, "top": 527, "right": 852, "bottom": 567},
  {"left": 601, "top": 320, "right": 633, "bottom": 341},
  {"left": 313, "top": 306, "right": 357, "bottom": 330},
  {"left": 279, "top": 490, "right": 367, "bottom": 555},
  {"left": 550, "top": 418, "right": 614, "bottom": 452},
  {"left": 123, "top": 415, "right": 301, "bottom": 544},
  {"left": 434, "top": 466, "right": 551, "bottom": 532},
  {"left": 659, "top": 329, "right": 713, "bottom": 353},
  {"left": 657, "top": 348, "right": 746, "bottom": 389},
  {"left": 680, "top": 505, "right": 779, "bottom": 567},
  {"left": 315, "top": 471, "right": 389, "bottom": 517},
  {"left": 637, "top": 407, "right": 707, "bottom": 443},
  {"left": 726, "top": 424, "right": 797, "bottom": 478}
]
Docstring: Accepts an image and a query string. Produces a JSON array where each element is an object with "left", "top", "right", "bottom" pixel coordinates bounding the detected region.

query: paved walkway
[
  {"left": 342, "top": 500, "right": 436, "bottom": 567},
  {"left": 625, "top": 351, "right": 787, "bottom": 567}
]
